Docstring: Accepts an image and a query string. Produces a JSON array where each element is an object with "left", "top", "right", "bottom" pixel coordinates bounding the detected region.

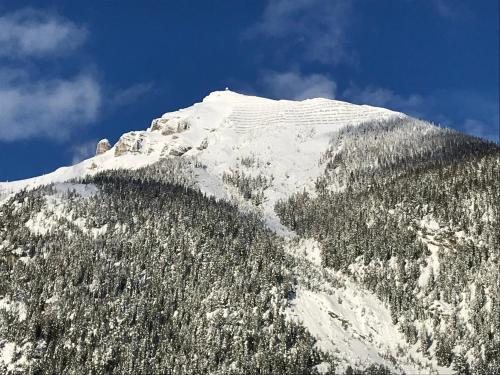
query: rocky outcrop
[
  {"left": 169, "top": 145, "right": 192, "bottom": 156},
  {"left": 197, "top": 138, "right": 208, "bottom": 150},
  {"left": 150, "top": 118, "right": 169, "bottom": 131},
  {"left": 150, "top": 117, "right": 191, "bottom": 136},
  {"left": 96, "top": 139, "right": 111, "bottom": 155},
  {"left": 114, "top": 139, "right": 130, "bottom": 157},
  {"left": 114, "top": 132, "right": 146, "bottom": 156}
]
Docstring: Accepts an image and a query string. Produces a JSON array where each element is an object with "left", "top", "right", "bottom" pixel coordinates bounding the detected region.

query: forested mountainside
[
  {"left": 0, "top": 161, "right": 327, "bottom": 374},
  {"left": 276, "top": 117, "right": 500, "bottom": 374},
  {"left": 1, "top": 160, "right": 404, "bottom": 375},
  {"left": 0, "top": 91, "right": 498, "bottom": 374}
]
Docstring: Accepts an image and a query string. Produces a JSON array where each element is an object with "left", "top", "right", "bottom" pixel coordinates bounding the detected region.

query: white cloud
[
  {"left": 0, "top": 9, "right": 100, "bottom": 141},
  {"left": 0, "top": 8, "right": 87, "bottom": 58},
  {"left": 0, "top": 73, "right": 101, "bottom": 141},
  {"left": 246, "top": 0, "right": 353, "bottom": 64},
  {"left": 261, "top": 70, "right": 337, "bottom": 100}
]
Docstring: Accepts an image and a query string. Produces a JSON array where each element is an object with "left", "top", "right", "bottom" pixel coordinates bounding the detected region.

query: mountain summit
[{"left": 1, "top": 90, "right": 400, "bottom": 219}]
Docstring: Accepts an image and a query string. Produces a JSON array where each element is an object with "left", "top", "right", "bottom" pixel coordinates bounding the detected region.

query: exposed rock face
[
  {"left": 114, "top": 132, "right": 146, "bottom": 156},
  {"left": 114, "top": 141, "right": 128, "bottom": 157},
  {"left": 96, "top": 139, "right": 111, "bottom": 155},
  {"left": 169, "top": 145, "right": 192, "bottom": 156},
  {"left": 197, "top": 138, "right": 208, "bottom": 150},
  {"left": 150, "top": 118, "right": 169, "bottom": 131},
  {"left": 150, "top": 117, "right": 191, "bottom": 136}
]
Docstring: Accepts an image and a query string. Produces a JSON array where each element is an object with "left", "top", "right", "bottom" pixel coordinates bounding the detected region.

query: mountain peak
[
  {"left": 0, "top": 90, "right": 402, "bottom": 208},
  {"left": 202, "top": 89, "right": 277, "bottom": 105}
]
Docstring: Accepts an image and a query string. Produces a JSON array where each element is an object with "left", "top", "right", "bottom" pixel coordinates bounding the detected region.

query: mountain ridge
[{"left": 0, "top": 90, "right": 401, "bottom": 196}]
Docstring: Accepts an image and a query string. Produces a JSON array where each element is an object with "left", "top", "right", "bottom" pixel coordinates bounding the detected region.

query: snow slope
[
  {"left": 286, "top": 238, "right": 450, "bottom": 374},
  {"left": 0, "top": 90, "right": 401, "bottom": 219}
]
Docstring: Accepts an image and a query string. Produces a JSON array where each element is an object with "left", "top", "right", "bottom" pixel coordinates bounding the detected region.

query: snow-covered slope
[
  {"left": 286, "top": 238, "right": 451, "bottom": 374},
  {"left": 0, "top": 90, "right": 401, "bottom": 219}
]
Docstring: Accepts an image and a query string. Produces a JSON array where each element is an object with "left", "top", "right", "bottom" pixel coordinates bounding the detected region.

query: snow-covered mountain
[
  {"left": 0, "top": 90, "right": 399, "bottom": 213},
  {"left": 1, "top": 90, "right": 498, "bottom": 374}
]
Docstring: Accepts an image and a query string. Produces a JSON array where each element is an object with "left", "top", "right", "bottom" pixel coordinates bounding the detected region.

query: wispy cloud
[
  {"left": 343, "top": 85, "right": 424, "bottom": 115},
  {"left": 70, "top": 139, "right": 98, "bottom": 164},
  {"left": 0, "top": 72, "right": 101, "bottom": 141},
  {"left": 431, "top": 0, "right": 472, "bottom": 20},
  {"left": 261, "top": 70, "right": 337, "bottom": 100},
  {"left": 0, "top": 8, "right": 87, "bottom": 58},
  {"left": 108, "top": 82, "right": 154, "bottom": 109},
  {"left": 245, "top": 0, "right": 353, "bottom": 65}
]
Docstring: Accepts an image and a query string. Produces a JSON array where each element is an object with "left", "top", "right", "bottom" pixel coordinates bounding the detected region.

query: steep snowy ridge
[{"left": 0, "top": 90, "right": 401, "bottom": 211}]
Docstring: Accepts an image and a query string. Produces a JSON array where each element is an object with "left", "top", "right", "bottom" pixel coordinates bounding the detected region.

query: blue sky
[{"left": 0, "top": 0, "right": 498, "bottom": 181}]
